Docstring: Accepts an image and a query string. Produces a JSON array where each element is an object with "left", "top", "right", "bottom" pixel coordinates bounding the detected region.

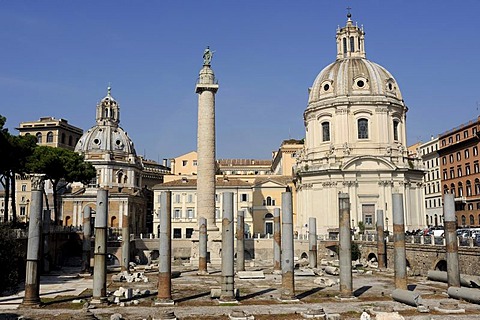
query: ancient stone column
[
  {"left": 338, "top": 193, "right": 353, "bottom": 298},
  {"left": 392, "top": 193, "right": 407, "bottom": 290},
  {"left": 309, "top": 217, "right": 317, "bottom": 268},
  {"left": 121, "top": 206, "right": 130, "bottom": 272},
  {"left": 82, "top": 206, "right": 92, "bottom": 273},
  {"left": 23, "top": 174, "right": 44, "bottom": 306},
  {"left": 236, "top": 210, "right": 245, "bottom": 272},
  {"left": 42, "top": 209, "right": 51, "bottom": 273},
  {"left": 273, "top": 208, "right": 281, "bottom": 273},
  {"left": 376, "top": 209, "right": 386, "bottom": 269},
  {"left": 157, "top": 191, "right": 174, "bottom": 304},
  {"left": 92, "top": 189, "right": 108, "bottom": 303},
  {"left": 198, "top": 217, "right": 208, "bottom": 275},
  {"left": 195, "top": 49, "right": 219, "bottom": 232},
  {"left": 281, "top": 191, "right": 296, "bottom": 300},
  {"left": 444, "top": 193, "right": 460, "bottom": 288},
  {"left": 220, "top": 192, "right": 236, "bottom": 302}
]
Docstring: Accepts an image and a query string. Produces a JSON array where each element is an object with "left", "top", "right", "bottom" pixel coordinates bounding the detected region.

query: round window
[
  {"left": 93, "top": 138, "right": 100, "bottom": 145},
  {"left": 357, "top": 80, "right": 365, "bottom": 88},
  {"left": 116, "top": 140, "right": 121, "bottom": 146},
  {"left": 323, "top": 84, "right": 330, "bottom": 91}
]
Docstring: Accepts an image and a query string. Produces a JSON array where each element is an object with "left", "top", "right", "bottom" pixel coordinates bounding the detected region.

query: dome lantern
[
  {"left": 336, "top": 12, "right": 366, "bottom": 60},
  {"left": 96, "top": 86, "right": 120, "bottom": 127}
]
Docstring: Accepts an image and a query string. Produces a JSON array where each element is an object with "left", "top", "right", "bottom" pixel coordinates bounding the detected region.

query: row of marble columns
[{"left": 21, "top": 185, "right": 466, "bottom": 306}]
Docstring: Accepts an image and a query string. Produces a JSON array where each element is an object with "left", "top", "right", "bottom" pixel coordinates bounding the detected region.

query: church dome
[
  {"left": 75, "top": 125, "right": 137, "bottom": 156},
  {"left": 307, "top": 14, "right": 404, "bottom": 109},
  {"left": 308, "top": 58, "right": 403, "bottom": 105},
  {"left": 75, "top": 87, "right": 137, "bottom": 159}
]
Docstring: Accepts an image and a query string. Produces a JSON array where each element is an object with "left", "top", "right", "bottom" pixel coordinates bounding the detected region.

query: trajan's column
[{"left": 196, "top": 47, "right": 219, "bottom": 232}]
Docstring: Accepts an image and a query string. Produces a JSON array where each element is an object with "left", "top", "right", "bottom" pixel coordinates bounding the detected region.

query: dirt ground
[{"left": 2, "top": 263, "right": 480, "bottom": 320}]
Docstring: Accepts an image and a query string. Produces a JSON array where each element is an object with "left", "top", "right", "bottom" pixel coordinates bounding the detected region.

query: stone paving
[{"left": 1, "top": 264, "right": 480, "bottom": 319}]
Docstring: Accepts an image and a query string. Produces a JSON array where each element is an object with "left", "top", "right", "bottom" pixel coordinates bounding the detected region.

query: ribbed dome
[
  {"left": 308, "top": 58, "right": 403, "bottom": 105},
  {"left": 75, "top": 125, "right": 137, "bottom": 157}
]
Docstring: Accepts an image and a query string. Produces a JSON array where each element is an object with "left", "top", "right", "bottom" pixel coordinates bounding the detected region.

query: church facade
[
  {"left": 61, "top": 88, "right": 148, "bottom": 235},
  {"left": 295, "top": 14, "right": 425, "bottom": 235}
]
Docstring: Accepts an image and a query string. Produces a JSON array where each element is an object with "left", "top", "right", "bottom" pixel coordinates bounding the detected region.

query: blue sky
[{"left": 1, "top": 1, "right": 479, "bottom": 161}]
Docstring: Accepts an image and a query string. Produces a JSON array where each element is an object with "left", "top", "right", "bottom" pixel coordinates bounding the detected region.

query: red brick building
[{"left": 438, "top": 117, "right": 480, "bottom": 227}]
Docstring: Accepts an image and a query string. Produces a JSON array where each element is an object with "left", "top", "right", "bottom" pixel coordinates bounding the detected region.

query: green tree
[
  {"left": 27, "top": 146, "right": 96, "bottom": 225},
  {"left": 0, "top": 223, "right": 24, "bottom": 294},
  {"left": 0, "top": 116, "right": 37, "bottom": 223}
]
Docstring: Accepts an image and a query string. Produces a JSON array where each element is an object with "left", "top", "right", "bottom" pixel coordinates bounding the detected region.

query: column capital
[{"left": 30, "top": 174, "right": 45, "bottom": 191}]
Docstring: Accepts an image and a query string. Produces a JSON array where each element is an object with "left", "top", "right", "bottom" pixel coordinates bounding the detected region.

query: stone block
[
  {"left": 210, "top": 287, "right": 239, "bottom": 298},
  {"left": 295, "top": 269, "right": 316, "bottom": 277},
  {"left": 237, "top": 271, "right": 265, "bottom": 279}
]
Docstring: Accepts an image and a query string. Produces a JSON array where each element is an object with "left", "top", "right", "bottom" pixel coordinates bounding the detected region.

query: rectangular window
[
  {"left": 186, "top": 228, "right": 194, "bottom": 239},
  {"left": 358, "top": 118, "right": 369, "bottom": 139},
  {"left": 21, "top": 184, "right": 27, "bottom": 192},
  {"left": 393, "top": 120, "right": 399, "bottom": 141},
  {"left": 173, "top": 228, "right": 182, "bottom": 238},
  {"left": 464, "top": 130, "right": 469, "bottom": 138},
  {"left": 362, "top": 204, "right": 375, "bottom": 227},
  {"left": 322, "top": 122, "right": 330, "bottom": 142},
  {"left": 174, "top": 209, "right": 181, "bottom": 219},
  {"left": 475, "top": 161, "right": 479, "bottom": 173},
  {"left": 193, "top": 160, "right": 198, "bottom": 166},
  {"left": 182, "top": 160, "right": 188, "bottom": 166},
  {"left": 20, "top": 206, "right": 26, "bottom": 216},
  {"left": 240, "top": 193, "right": 248, "bottom": 202},
  {"left": 187, "top": 208, "right": 194, "bottom": 219},
  {"left": 175, "top": 194, "right": 181, "bottom": 203},
  {"left": 187, "top": 194, "right": 193, "bottom": 203},
  {"left": 215, "top": 208, "right": 220, "bottom": 219}
]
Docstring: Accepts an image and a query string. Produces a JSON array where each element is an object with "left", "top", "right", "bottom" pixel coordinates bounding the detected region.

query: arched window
[
  {"left": 465, "top": 149, "right": 470, "bottom": 159},
  {"left": 470, "top": 215, "right": 474, "bottom": 226},
  {"left": 461, "top": 215, "right": 466, "bottom": 226},
  {"left": 393, "top": 120, "right": 399, "bottom": 141},
  {"left": 458, "top": 182, "right": 463, "bottom": 197},
  {"left": 350, "top": 36, "right": 355, "bottom": 52},
  {"left": 357, "top": 118, "right": 369, "bottom": 139},
  {"left": 457, "top": 152, "right": 461, "bottom": 161},
  {"left": 61, "top": 133, "right": 66, "bottom": 144},
  {"left": 36, "top": 132, "right": 42, "bottom": 143},
  {"left": 117, "top": 171, "right": 123, "bottom": 183},
  {"left": 68, "top": 135, "right": 72, "bottom": 146},
  {"left": 264, "top": 196, "right": 275, "bottom": 206},
  {"left": 450, "top": 183, "right": 456, "bottom": 196},
  {"left": 265, "top": 213, "right": 274, "bottom": 235},
  {"left": 46, "top": 131, "right": 53, "bottom": 143},
  {"left": 343, "top": 38, "right": 347, "bottom": 54},
  {"left": 466, "top": 180, "right": 472, "bottom": 196},
  {"left": 449, "top": 155, "right": 454, "bottom": 163},
  {"left": 474, "top": 146, "right": 478, "bottom": 156},
  {"left": 443, "top": 185, "right": 449, "bottom": 194}
]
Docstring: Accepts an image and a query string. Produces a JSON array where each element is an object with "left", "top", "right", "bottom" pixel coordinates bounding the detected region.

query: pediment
[{"left": 342, "top": 156, "right": 396, "bottom": 171}]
